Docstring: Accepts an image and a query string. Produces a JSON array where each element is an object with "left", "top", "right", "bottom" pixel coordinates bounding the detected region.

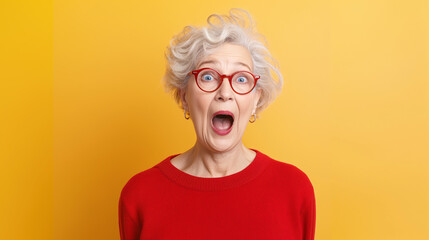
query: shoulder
[
  {"left": 271, "top": 159, "right": 312, "bottom": 183},
  {"left": 122, "top": 167, "right": 158, "bottom": 188},
  {"left": 119, "top": 163, "right": 165, "bottom": 202},
  {"left": 258, "top": 151, "right": 315, "bottom": 193}
]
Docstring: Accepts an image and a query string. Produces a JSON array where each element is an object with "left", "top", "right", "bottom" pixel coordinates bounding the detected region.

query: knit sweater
[{"left": 118, "top": 149, "right": 316, "bottom": 240}]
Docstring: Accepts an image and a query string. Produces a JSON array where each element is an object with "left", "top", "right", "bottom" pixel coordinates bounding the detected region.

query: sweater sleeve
[
  {"left": 301, "top": 177, "right": 316, "bottom": 240},
  {"left": 118, "top": 187, "right": 141, "bottom": 240}
]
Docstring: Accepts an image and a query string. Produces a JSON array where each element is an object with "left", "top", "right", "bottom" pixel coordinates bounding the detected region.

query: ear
[
  {"left": 252, "top": 88, "right": 262, "bottom": 114},
  {"left": 179, "top": 89, "right": 188, "bottom": 111}
]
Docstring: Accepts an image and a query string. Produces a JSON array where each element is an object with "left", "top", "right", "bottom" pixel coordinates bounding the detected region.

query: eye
[
  {"left": 202, "top": 74, "right": 214, "bottom": 81},
  {"left": 236, "top": 76, "right": 248, "bottom": 83}
]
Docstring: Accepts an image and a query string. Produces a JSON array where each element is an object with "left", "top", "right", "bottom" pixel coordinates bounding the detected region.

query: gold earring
[
  {"left": 249, "top": 113, "right": 256, "bottom": 123},
  {"left": 184, "top": 110, "right": 190, "bottom": 120}
]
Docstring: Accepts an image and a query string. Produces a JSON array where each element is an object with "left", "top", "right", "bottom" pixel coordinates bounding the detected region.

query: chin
[{"left": 206, "top": 137, "right": 239, "bottom": 153}]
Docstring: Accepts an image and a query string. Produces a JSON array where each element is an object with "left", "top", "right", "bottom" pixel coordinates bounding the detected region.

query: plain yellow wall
[
  {"left": 2, "top": 0, "right": 428, "bottom": 239},
  {"left": 1, "top": 1, "right": 53, "bottom": 239}
]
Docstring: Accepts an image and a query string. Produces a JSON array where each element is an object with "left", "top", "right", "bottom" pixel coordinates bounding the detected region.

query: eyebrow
[{"left": 197, "top": 60, "right": 252, "bottom": 72}]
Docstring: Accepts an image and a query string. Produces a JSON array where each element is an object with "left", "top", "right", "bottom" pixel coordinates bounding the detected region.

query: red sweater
[{"left": 119, "top": 149, "right": 316, "bottom": 240}]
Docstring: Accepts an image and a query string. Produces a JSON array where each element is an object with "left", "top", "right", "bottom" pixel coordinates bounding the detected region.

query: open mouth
[{"left": 211, "top": 111, "right": 234, "bottom": 136}]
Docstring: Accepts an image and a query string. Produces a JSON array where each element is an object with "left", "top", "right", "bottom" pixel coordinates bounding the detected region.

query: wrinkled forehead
[{"left": 196, "top": 44, "right": 254, "bottom": 72}]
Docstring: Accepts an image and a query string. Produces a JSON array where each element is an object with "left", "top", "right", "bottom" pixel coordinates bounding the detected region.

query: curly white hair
[{"left": 163, "top": 8, "right": 283, "bottom": 115}]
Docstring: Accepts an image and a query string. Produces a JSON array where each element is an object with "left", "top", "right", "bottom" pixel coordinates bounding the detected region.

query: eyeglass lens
[{"left": 197, "top": 69, "right": 255, "bottom": 94}]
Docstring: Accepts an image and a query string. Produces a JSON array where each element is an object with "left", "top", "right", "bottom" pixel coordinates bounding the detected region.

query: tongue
[{"left": 212, "top": 116, "right": 232, "bottom": 130}]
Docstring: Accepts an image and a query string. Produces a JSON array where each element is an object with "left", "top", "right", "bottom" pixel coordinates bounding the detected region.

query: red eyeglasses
[{"left": 190, "top": 68, "right": 260, "bottom": 95}]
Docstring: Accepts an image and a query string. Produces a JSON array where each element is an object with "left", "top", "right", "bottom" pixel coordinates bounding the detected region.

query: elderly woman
[{"left": 119, "top": 9, "right": 316, "bottom": 240}]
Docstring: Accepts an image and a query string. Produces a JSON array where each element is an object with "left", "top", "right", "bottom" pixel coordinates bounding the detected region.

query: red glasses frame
[{"left": 190, "top": 68, "right": 260, "bottom": 95}]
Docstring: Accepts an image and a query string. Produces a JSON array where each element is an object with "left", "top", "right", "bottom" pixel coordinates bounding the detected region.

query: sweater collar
[{"left": 155, "top": 149, "right": 271, "bottom": 191}]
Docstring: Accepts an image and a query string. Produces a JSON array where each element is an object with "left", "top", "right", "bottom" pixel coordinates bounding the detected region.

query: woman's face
[{"left": 181, "top": 43, "right": 262, "bottom": 153}]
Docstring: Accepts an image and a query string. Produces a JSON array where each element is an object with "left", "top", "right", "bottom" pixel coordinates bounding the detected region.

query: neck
[{"left": 178, "top": 142, "right": 255, "bottom": 178}]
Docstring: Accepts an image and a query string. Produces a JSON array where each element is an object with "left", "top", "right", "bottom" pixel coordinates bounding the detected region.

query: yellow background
[{"left": 1, "top": 0, "right": 428, "bottom": 239}]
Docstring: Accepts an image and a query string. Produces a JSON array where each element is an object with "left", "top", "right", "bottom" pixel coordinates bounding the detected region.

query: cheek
[
  {"left": 240, "top": 96, "right": 257, "bottom": 113},
  {"left": 186, "top": 89, "right": 212, "bottom": 125},
  {"left": 188, "top": 94, "right": 209, "bottom": 114},
  {"left": 237, "top": 98, "right": 255, "bottom": 126}
]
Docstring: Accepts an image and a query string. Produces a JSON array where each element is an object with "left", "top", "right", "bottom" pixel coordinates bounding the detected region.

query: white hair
[{"left": 163, "top": 8, "right": 283, "bottom": 115}]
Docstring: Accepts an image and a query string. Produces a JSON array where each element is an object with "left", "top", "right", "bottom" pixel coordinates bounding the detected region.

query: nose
[{"left": 215, "top": 76, "right": 234, "bottom": 101}]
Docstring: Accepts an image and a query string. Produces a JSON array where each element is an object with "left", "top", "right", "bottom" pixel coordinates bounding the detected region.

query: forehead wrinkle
[
  {"left": 197, "top": 59, "right": 252, "bottom": 72},
  {"left": 197, "top": 60, "right": 219, "bottom": 70},
  {"left": 235, "top": 62, "right": 252, "bottom": 72}
]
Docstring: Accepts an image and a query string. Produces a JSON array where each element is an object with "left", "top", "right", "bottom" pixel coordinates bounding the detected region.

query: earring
[
  {"left": 249, "top": 113, "right": 256, "bottom": 123},
  {"left": 184, "top": 110, "right": 190, "bottom": 120}
]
